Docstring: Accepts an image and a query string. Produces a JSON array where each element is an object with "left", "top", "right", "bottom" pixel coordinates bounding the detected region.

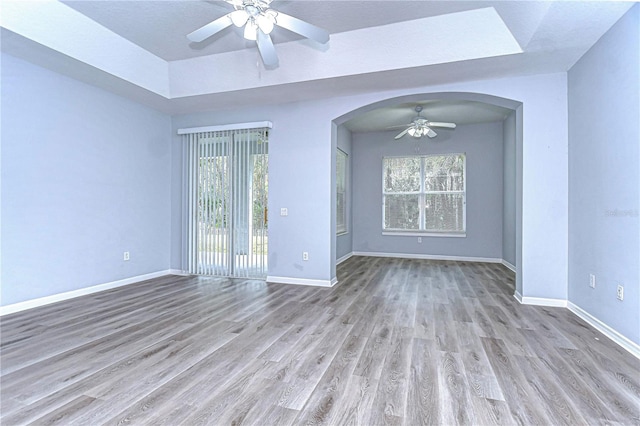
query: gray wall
[
  {"left": 172, "top": 73, "right": 567, "bottom": 298},
  {"left": 1, "top": 53, "right": 172, "bottom": 306},
  {"left": 336, "top": 125, "right": 353, "bottom": 261},
  {"left": 3, "top": 50, "right": 569, "bottom": 305},
  {"left": 352, "top": 122, "right": 504, "bottom": 259},
  {"left": 171, "top": 101, "right": 335, "bottom": 283},
  {"left": 568, "top": 5, "right": 639, "bottom": 344},
  {"left": 514, "top": 105, "right": 523, "bottom": 296},
  {"left": 502, "top": 111, "right": 517, "bottom": 267}
]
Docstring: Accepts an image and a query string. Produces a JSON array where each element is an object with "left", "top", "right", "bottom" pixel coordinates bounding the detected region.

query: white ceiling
[
  {"left": 344, "top": 100, "right": 513, "bottom": 133},
  {"left": 1, "top": 0, "right": 634, "bottom": 121},
  {"left": 60, "top": 1, "right": 552, "bottom": 61}
]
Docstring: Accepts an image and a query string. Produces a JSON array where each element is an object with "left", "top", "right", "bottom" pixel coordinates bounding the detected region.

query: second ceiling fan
[
  {"left": 392, "top": 106, "right": 457, "bottom": 139},
  {"left": 187, "top": 0, "right": 330, "bottom": 69}
]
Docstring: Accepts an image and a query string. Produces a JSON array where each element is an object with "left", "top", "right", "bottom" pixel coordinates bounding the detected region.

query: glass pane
[
  {"left": 384, "top": 157, "right": 420, "bottom": 192},
  {"left": 424, "top": 154, "right": 464, "bottom": 192},
  {"left": 337, "top": 149, "right": 347, "bottom": 233},
  {"left": 199, "top": 154, "right": 228, "bottom": 231},
  {"left": 425, "top": 193, "right": 464, "bottom": 231},
  {"left": 384, "top": 195, "right": 420, "bottom": 230},
  {"left": 337, "top": 192, "right": 346, "bottom": 232},
  {"left": 337, "top": 150, "right": 347, "bottom": 192},
  {"left": 252, "top": 153, "right": 268, "bottom": 230}
]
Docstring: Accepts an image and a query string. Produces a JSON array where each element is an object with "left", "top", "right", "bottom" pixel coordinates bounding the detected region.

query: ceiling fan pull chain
[{"left": 257, "top": 53, "right": 262, "bottom": 79}]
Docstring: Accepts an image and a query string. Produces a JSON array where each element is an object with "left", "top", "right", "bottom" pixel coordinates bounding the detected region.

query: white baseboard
[
  {"left": 337, "top": 252, "right": 354, "bottom": 265},
  {"left": 514, "top": 291, "right": 567, "bottom": 307},
  {"left": 168, "top": 269, "right": 192, "bottom": 276},
  {"left": 567, "top": 302, "right": 640, "bottom": 360},
  {"left": 352, "top": 251, "right": 503, "bottom": 264},
  {"left": 0, "top": 270, "right": 173, "bottom": 316},
  {"left": 266, "top": 275, "right": 337, "bottom": 288},
  {"left": 514, "top": 291, "right": 523, "bottom": 303},
  {"left": 501, "top": 260, "right": 516, "bottom": 272}
]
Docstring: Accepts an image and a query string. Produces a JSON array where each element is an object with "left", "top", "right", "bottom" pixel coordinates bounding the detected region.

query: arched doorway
[{"left": 331, "top": 92, "right": 523, "bottom": 296}]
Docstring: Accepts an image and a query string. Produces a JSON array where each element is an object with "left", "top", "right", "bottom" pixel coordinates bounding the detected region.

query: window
[
  {"left": 383, "top": 153, "right": 465, "bottom": 235},
  {"left": 336, "top": 149, "right": 348, "bottom": 234}
]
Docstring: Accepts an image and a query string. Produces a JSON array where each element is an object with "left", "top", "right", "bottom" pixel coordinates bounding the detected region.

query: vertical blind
[{"left": 182, "top": 126, "right": 269, "bottom": 278}]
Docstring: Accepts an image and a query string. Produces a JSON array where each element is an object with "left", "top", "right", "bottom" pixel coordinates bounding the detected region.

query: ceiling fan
[
  {"left": 392, "top": 106, "right": 457, "bottom": 140},
  {"left": 187, "top": 0, "right": 330, "bottom": 69}
]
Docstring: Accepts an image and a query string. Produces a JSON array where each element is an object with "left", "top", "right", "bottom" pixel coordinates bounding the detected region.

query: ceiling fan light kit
[
  {"left": 231, "top": 6, "right": 277, "bottom": 39},
  {"left": 187, "top": 0, "right": 330, "bottom": 69},
  {"left": 393, "top": 106, "right": 457, "bottom": 140}
]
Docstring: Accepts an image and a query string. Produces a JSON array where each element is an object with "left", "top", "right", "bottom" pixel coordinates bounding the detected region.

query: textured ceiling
[
  {"left": 61, "top": 1, "right": 549, "bottom": 61},
  {"left": 1, "top": 1, "right": 634, "bottom": 117},
  {"left": 344, "top": 100, "right": 513, "bottom": 132}
]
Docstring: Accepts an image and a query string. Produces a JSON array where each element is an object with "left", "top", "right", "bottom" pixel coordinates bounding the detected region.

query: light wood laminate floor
[{"left": 1, "top": 257, "right": 639, "bottom": 425}]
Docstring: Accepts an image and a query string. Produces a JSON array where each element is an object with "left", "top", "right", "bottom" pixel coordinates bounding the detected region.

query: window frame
[
  {"left": 382, "top": 153, "right": 466, "bottom": 237},
  {"left": 336, "top": 148, "right": 348, "bottom": 235}
]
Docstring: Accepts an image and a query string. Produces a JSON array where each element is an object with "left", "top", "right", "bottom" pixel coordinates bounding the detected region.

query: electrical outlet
[
  {"left": 616, "top": 284, "right": 624, "bottom": 301},
  {"left": 124, "top": 251, "right": 130, "bottom": 261},
  {"left": 418, "top": 237, "right": 422, "bottom": 243},
  {"left": 302, "top": 251, "right": 309, "bottom": 261},
  {"left": 589, "top": 274, "right": 596, "bottom": 288},
  {"left": 280, "top": 208, "right": 288, "bottom": 216}
]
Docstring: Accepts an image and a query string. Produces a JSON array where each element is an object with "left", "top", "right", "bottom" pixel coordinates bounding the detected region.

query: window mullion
[
  {"left": 424, "top": 190, "right": 465, "bottom": 194},
  {"left": 383, "top": 191, "right": 421, "bottom": 195}
]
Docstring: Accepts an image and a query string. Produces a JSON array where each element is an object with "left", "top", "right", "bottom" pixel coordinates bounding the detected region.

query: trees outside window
[{"left": 383, "top": 154, "right": 465, "bottom": 234}]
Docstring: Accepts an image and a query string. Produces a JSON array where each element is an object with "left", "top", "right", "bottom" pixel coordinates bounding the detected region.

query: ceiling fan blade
[
  {"left": 275, "top": 12, "right": 329, "bottom": 44},
  {"left": 427, "top": 122, "right": 456, "bottom": 129},
  {"left": 386, "top": 124, "right": 413, "bottom": 129},
  {"left": 394, "top": 128, "right": 410, "bottom": 140},
  {"left": 256, "top": 30, "right": 279, "bottom": 68},
  {"left": 427, "top": 128, "right": 438, "bottom": 138},
  {"left": 187, "top": 15, "right": 233, "bottom": 42}
]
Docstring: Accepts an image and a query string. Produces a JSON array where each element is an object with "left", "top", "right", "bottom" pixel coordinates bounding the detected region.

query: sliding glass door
[{"left": 184, "top": 128, "right": 268, "bottom": 278}]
